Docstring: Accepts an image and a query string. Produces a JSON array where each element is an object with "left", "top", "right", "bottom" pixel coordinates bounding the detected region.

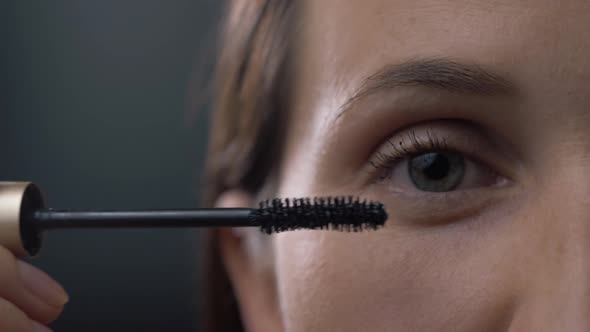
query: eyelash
[{"left": 369, "top": 130, "right": 459, "bottom": 181}]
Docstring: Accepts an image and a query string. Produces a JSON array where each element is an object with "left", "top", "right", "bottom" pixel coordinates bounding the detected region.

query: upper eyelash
[{"left": 369, "top": 129, "right": 451, "bottom": 180}]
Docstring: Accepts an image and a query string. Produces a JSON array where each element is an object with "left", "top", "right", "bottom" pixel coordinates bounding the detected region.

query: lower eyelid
[{"left": 380, "top": 184, "right": 514, "bottom": 226}]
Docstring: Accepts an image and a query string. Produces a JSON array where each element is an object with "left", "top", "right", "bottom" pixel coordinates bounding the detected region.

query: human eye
[
  {"left": 366, "top": 121, "right": 513, "bottom": 225},
  {"left": 370, "top": 130, "right": 503, "bottom": 193}
]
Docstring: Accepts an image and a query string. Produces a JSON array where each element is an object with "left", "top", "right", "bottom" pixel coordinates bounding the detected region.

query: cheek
[{"left": 272, "top": 217, "right": 519, "bottom": 332}]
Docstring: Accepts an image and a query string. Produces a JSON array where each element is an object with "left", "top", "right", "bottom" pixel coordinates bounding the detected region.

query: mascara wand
[{"left": 0, "top": 182, "right": 388, "bottom": 257}]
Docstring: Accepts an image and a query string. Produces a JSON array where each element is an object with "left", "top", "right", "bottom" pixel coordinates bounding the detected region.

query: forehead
[{"left": 295, "top": 0, "right": 590, "bottom": 102}]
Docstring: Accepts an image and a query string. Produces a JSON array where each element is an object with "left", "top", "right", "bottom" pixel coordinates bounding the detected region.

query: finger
[
  {"left": 31, "top": 320, "right": 53, "bottom": 332},
  {"left": 0, "top": 246, "right": 68, "bottom": 324},
  {"left": 15, "top": 261, "right": 67, "bottom": 324},
  {"left": 0, "top": 297, "right": 48, "bottom": 332}
]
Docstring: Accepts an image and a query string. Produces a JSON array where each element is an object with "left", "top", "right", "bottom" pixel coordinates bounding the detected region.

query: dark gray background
[{"left": 1, "top": 1, "right": 220, "bottom": 330}]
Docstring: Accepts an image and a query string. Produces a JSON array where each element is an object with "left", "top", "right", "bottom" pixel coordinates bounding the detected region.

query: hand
[{"left": 0, "top": 246, "right": 68, "bottom": 332}]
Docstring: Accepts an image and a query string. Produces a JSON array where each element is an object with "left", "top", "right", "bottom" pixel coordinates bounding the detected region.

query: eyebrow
[{"left": 337, "top": 57, "right": 518, "bottom": 119}]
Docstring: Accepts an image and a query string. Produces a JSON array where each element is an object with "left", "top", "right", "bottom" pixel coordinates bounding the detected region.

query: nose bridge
[{"left": 510, "top": 173, "right": 590, "bottom": 330}]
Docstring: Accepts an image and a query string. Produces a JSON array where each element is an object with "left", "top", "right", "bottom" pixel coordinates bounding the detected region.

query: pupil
[
  {"left": 408, "top": 152, "right": 465, "bottom": 192},
  {"left": 422, "top": 153, "right": 450, "bottom": 180}
]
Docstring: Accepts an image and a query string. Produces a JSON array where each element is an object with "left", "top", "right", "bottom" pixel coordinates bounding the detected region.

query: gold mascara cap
[{"left": 0, "top": 182, "right": 45, "bottom": 257}]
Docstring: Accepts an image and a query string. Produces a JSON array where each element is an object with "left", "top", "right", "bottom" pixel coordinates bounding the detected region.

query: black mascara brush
[{"left": 0, "top": 182, "right": 388, "bottom": 257}]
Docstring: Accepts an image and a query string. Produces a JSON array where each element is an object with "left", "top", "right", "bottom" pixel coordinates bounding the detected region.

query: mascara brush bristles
[{"left": 253, "top": 196, "right": 388, "bottom": 234}]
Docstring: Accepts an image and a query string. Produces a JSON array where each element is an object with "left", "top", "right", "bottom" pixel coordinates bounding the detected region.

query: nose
[{"left": 508, "top": 175, "right": 590, "bottom": 331}]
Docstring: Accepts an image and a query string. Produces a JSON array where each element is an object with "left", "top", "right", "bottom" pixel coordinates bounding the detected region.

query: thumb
[{"left": 0, "top": 246, "right": 68, "bottom": 324}]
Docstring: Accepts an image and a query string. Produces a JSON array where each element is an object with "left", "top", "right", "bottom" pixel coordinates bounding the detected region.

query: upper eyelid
[
  {"left": 387, "top": 129, "right": 450, "bottom": 156},
  {"left": 365, "top": 126, "right": 497, "bottom": 184},
  {"left": 370, "top": 130, "right": 455, "bottom": 170}
]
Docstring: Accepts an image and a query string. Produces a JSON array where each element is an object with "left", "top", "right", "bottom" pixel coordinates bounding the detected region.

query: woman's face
[{"left": 273, "top": 0, "right": 590, "bottom": 330}]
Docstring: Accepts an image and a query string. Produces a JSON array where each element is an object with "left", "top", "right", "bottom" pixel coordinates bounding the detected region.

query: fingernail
[
  {"left": 31, "top": 320, "right": 53, "bottom": 332},
  {"left": 18, "top": 261, "right": 69, "bottom": 308}
]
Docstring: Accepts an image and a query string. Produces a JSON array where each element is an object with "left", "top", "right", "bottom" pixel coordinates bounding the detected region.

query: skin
[
  {"left": 0, "top": 245, "right": 67, "bottom": 331},
  {"left": 218, "top": 0, "right": 590, "bottom": 331}
]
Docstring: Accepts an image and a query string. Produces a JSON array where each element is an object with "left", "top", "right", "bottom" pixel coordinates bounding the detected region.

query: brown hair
[{"left": 200, "top": 0, "right": 294, "bottom": 330}]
